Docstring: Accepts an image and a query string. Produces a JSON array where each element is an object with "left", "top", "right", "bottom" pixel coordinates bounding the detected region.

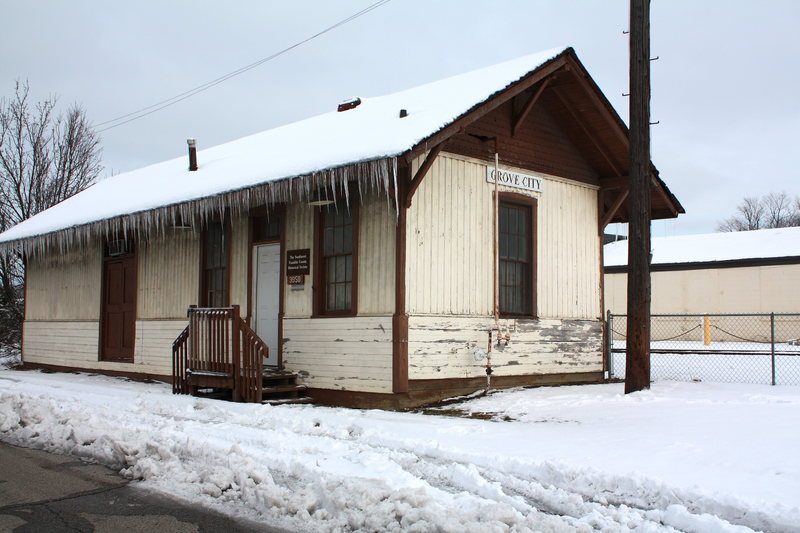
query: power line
[{"left": 97, "top": 0, "right": 391, "bottom": 133}]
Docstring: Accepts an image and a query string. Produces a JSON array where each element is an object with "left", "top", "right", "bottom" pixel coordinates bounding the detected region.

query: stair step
[
  {"left": 262, "top": 396, "right": 314, "bottom": 406},
  {"left": 262, "top": 370, "right": 300, "bottom": 381},
  {"left": 262, "top": 384, "right": 308, "bottom": 395}
]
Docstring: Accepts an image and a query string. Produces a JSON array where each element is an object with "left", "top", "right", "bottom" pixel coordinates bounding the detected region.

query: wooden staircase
[
  {"left": 261, "top": 369, "right": 313, "bottom": 405},
  {"left": 172, "top": 305, "right": 313, "bottom": 406}
]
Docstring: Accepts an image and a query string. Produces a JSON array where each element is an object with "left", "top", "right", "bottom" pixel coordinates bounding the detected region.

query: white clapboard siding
[
  {"left": 137, "top": 231, "right": 200, "bottom": 319},
  {"left": 23, "top": 319, "right": 187, "bottom": 377},
  {"left": 26, "top": 244, "right": 102, "bottom": 321},
  {"left": 406, "top": 152, "right": 601, "bottom": 320},
  {"left": 283, "top": 316, "right": 392, "bottom": 393},
  {"left": 408, "top": 315, "right": 602, "bottom": 380}
]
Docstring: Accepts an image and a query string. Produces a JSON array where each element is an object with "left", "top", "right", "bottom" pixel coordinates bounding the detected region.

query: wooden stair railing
[
  {"left": 235, "top": 317, "right": 266, "bottom": 403},
  {"left": 171, "top": 304, "right": 268, "bottom": 403},
  {"left": 172, "top": 324, "right": 190, "bottom": 394}
]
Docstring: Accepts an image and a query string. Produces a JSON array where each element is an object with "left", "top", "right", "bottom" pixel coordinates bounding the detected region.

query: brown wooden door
[{"left": 101, "top": 254, "right": 137, "bottom": 361}]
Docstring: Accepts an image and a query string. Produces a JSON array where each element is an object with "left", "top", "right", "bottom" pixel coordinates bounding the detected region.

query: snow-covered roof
[
  {"left": 0, "top": 47, "right": 568, "bottom": 247},
  {"left": 604, "top": 226, "right": 800, "bottom": 267}
]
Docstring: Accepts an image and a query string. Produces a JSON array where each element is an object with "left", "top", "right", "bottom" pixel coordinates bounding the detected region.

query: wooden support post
[
  {"left": 393, "top": 165, "right": 410, "bottom": 393},
  {"left": 232, "top": 304, "right": 242, "bottom": 402},
  {"left": 703, "top": 316, "right": 711, "bottom": 346},
  {"left": 625, "top": 0, "right": 652, "bottom": 394}
]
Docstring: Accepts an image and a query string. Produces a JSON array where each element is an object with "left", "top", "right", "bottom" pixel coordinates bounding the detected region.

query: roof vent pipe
[{"left": 187, "top": 138, "right": 198, "bottom": 171}]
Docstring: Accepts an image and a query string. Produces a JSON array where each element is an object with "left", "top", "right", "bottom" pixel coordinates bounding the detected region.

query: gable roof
[
  {"left": 0, "top": 46, "right": 682, "bottom": 255},
  {"left": 604, "top": 227, "right": 800, "bottom": 269}
]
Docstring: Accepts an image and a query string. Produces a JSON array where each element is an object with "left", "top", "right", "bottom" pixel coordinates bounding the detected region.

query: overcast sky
[{"left": 2, "top": 1, "right": 798, "bottom": 236}]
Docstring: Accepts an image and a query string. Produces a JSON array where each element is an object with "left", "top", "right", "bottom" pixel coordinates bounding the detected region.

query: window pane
[
  {"left": 321, "top": 208, "right": 355, "bottom": 312},
  {"left": 498, "top": 202, "right": 532, "bottom": 315}
]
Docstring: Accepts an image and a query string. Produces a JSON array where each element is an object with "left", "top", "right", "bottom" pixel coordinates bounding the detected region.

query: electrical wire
[{"left": 97, "top": 0, "right": 391, "bottom": 133}]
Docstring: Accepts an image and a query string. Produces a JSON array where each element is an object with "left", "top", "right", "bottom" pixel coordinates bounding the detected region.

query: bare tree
[
  {"left": 0, "top": 81, "right": 102, "bottom": 349},
  {"left": 717, "top": 192, "right": 800, "bottom": 232}
]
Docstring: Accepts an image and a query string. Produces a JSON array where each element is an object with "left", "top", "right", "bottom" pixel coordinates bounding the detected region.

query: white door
[{"left": 252, "top": 243, "right": 280, "bottom": 366}]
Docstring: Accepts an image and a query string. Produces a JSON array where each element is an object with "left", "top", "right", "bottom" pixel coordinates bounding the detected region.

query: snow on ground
[
  {"left": 0, "top": 346, "right": 20, "bottom": 369},
  {"left": 1, "top": 371, "right": 798, "bottom": 532}
]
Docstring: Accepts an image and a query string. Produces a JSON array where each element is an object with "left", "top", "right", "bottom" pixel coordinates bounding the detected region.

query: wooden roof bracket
[
  {"left": 552, "top": 87, "right": 625, "bottom": 177},
  {"left": 405, "top": 56, "right": 569, "bottom": 162},
  {"left": 405, "top": 141, "right": 446, "bottom": 208},
  {"left": 511, "top": 78, "right": 550, "bottom": 137},
  {"left": 600, "top": 186, "right": 630, "bottom": 228}
]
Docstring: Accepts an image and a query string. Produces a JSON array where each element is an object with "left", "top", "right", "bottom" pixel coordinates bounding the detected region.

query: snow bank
[{"left": 1, "top": 371, "right": 798, "bottom": 532}]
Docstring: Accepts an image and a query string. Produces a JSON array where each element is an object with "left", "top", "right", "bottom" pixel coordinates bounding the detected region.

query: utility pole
[{"left": 625, "top": 0, "right": 652, "bottom": 393}]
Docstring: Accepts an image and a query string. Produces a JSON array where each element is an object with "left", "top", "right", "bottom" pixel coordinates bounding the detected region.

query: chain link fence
[{"left": 608, "top": 313, "right": 800, "bottom": 386}]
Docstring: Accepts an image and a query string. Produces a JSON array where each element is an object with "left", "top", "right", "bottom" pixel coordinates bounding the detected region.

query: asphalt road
[{"left": 0, "top": 441, "right": 290, "bottom": 532}]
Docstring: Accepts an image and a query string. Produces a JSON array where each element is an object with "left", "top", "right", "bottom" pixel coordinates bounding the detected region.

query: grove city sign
[{"left": 486, "top": 167, "right": 544, "bottom": 193}]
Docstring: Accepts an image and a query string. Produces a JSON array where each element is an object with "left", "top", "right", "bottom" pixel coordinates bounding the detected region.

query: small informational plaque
[{"left": 286, "top": 249, "right": 310, "bottom": 275}]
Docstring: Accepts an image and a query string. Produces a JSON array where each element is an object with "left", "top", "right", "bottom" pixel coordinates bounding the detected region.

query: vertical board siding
[
  {"left": 229, "top": 215, "right": 250, "bottom": 314},
  {"left": 283, "top": 203, "right": 315, "bottom": 318},
  {"left": 408, "top": 315, "right": 602, "bottom": 380},
  {"left": 538, "top": 175, "right": 601, "bottom": 319},
  {"left": 407, "top": 155, "right": 494, "bottom": 316},
  {"left": 23, "top": 319, "right": 186, "bottom": 376},
  {"left": 26, "top": 244, "right": 101, "bottom": 321},
  {"left": 407, "top": 152, "right": 600, "bottom": 319},
  {"left": 283, "top": 317, "right": 392, "bottom": 393},
  {"left": 283, "top": 193, "right": 395, "bottom": 318},
  {"left": 137, "top": 231, "right": 200, "bottom": 319},
  {"left": 357, "top": 195, "right": 396, "bottom": 315}
]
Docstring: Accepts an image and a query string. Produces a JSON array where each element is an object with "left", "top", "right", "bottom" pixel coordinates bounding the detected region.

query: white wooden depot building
[{"left": 0, "top": 47, "right": 683, "bottom": 407}]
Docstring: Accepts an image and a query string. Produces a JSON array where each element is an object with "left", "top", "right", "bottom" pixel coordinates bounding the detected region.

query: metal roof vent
[{"left": 337, "top": 97, "right": 361, "bottom": 112}]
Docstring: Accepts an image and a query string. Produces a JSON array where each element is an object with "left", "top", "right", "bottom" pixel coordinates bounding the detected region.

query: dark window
[
  {"left": 499, "top": 201, "right": 533, "bottom": 316},
  {"left": 318, "top": 207, "right": 356, "bottom": 314},
  {"left": 252, "top": 216, "right": 280, "bottom": 243},
  {"left": 203, "top": 221, "right": 228, "bottom": 307}
]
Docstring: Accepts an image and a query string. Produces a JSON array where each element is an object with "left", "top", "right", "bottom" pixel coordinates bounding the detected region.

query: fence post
[
  {"left": 770, "top": 312, "right": 776, "bottom": 386},
  {"left": 607, "top": 311, "right": 613, "bottom": 379}
]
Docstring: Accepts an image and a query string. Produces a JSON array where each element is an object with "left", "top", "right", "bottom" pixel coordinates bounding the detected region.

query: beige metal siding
[
  {"left": 26, "top": 244, "right": 101, "bottom": 321},
  {"left": 137, "top": 231, "right": 200, "bottom": 319},
  {"left": 23, "top": 319, "right": 185, "bottom": 377},
  {"left": 605, "top": 264, "right": 800, "bottom": 315},
  {"left": 407, "top": 152, "right": 600, "bottom": 319},
  {"left": 282, "top": 316, "right": 392, "bottom": 392},
  {"left": 408, "top": 316, "right": 602, "bottom": 380}
]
